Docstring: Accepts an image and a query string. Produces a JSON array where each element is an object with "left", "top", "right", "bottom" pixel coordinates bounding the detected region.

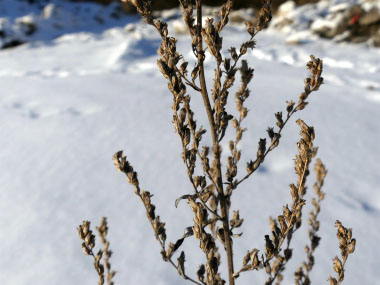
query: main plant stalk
[{"left": 195, "top": 1, "right": 235, "bottom": 284}]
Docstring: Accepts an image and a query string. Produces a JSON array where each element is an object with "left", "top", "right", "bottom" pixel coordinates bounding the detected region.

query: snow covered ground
[{"left": 0, "top": 1, "right": 379, "bottom": 284}]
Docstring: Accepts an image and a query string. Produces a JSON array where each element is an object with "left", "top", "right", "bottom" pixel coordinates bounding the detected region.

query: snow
[
  {"left": 1, "top": 1, "right": 380, "bottom": 285},
  {"left": 311, "top": 13, "right": 344, "bottom": 31}
]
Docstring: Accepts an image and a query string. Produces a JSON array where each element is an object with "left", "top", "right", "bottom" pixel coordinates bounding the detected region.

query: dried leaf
[
  {"left": 177, "top": 251, "right": 186, "bottom": 277},
  {"left": 173, "top": 238, "right": 185, "bottom": 252},
  {"left": 175, "top": 194, "right": 193, "bottom": 208},
  {"left": 183, "top": 227, "right": 194, "bottom": 238},
  {"left": 232, "top": 232, "right": 243, "bottom": 238},
  {"left": 197, "top": 264, "right": 205, "bottom": 282}
]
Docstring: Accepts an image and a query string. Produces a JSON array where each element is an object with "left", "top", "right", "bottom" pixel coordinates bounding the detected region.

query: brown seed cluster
[
  {"left": 112, "top": 151, "right": 167, "bottom": 244},
  {"left": 78, "top": 219, "right": 116, "bottom": 285},
  {"left": 78, "top": 221, "right": 95, "bottom": 256},
  {"left": 188, "top": 197, "right": 224, "bottom": 284},
  {"left": 234, "top": 119, "right": 318, "bottom": 283},
  {"left": 328, "top": 221, "right": 356, "bottom": 284},
  {"left": 294, "top": 159, "right": 327, "bottom": 285}
]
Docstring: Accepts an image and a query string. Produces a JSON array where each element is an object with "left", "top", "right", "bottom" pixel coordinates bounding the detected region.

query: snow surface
[{"left": 0, "top": 1, "right": 379, "bottom": 285}]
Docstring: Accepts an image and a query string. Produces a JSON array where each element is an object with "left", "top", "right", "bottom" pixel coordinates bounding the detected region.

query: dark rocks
[
  {"left": 273, "top": 0, "right": 380, "bottom": 48},
  {"left": 359, "top": 7, "right": 380, "bottom": 26},
  {"left": 16, "top": 16, "right": 37, "bottom": 36},
  {"left": 1, "top": 39, "right": 24, "bottom": 49},
  {"left": 371, "top": 31, "right": 380, "bottom": 47},
  {"left": 344, "top": 4, "right": 380, "bottom": 46}
]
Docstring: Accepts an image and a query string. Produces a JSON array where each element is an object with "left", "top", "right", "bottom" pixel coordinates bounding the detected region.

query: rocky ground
[{"left": 272, "top": 0, "right": 380, "bottom": 47}]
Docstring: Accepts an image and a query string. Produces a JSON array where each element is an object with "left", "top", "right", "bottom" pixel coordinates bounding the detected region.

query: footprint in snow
[
  {"left": 8, "top": 102, "right": 100, "bottom": 120},
  {"left": 359, "top": 80, "right": 380, "bottom": 91},
  {"left": 358, "top": 80, "right": 380, "bottom": 103},
  {"left": 340, "top": 194, "right": 380, "bottom": 215},
  {"left": 107, "top": 38, "right": 160, "bottom": 72}
]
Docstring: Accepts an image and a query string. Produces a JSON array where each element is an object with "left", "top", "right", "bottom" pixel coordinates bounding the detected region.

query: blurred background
[
  {"left": 3, "top": 0, "right": 378, "bottom": 48},
  {"left": 71, "top": 0, "right": 321, "bottom": 11}
]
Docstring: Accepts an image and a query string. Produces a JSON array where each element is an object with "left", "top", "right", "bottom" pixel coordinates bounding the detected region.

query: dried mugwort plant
[{"left": 78, "top": 0, "right": 356, "bottom": 284}]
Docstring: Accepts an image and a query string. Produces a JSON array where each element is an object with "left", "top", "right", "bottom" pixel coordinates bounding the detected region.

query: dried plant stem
[
  {"left": 238, "top": 105, "right": 301, "bottom": 188},
  {"left": 178, "top": 68, "right": 202, "bottom": 92},
  {"left": 196, "top": 0, "right": 235, "bottom": 283},
  {"left": 112, "top": 152, "right": 204, "bottom": 285}
]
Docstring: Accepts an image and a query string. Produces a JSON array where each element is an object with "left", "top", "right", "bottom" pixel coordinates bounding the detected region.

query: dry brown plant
[
  {"left": 78, "top": 218, "right": 116, "bottom": 285},
  {"left": 294, "top": 158, "right": 326, "bottom": 285},
  {"left": 78, "top": 0, "right": 356, "bottom": 284},
  {"left": 327, "top": 221, "right": 356, "bottom": 285}
]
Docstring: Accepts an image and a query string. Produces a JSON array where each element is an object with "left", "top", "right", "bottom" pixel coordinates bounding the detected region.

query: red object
[{"left": 349, "top": 13, "right": 360, "bottom": 25}]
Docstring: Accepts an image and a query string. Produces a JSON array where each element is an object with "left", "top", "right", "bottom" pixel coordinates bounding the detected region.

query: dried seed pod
[
  {"left": 240, "top": 44, "right": 247, "bottom": 56},
  {"left": 265, "top": 262, "right": 271, "bottom": 274},
  {"left": 202, "top": 146, "right": 209, "bottom": 157},
  {"left": 240, "top": 107, "right": 248, "bottom": 118},
  {"left": 290, "top": 184, "right": 299, "bottom": 202},
  {"left": 180, "top": 61, "right": 188, "bottom": 74},
  {"left": 246, "top": 160, "right": 254, "bottom": 174},
  {"left": 197, "top": 264, "right": 205, "bottom": 282},
  {"left": 81, "top": 242, "right": 91, "bottom": 255},
  {"left": 177, "top": 251, "right": 186, "bottom": 277},
  {"left": 284, "top": 248, "right": 292, "bottom": 261},
  {"left": 250, "top": 249, "right": 260, "bottom": 269},
  {"left": 157, "top": 59, "right": 171, "bottom": 80},
  {"left": 234, "top": 150, "right": 241, "bottom": 162},
  {"left": 232, "top": 118, "right": 238, "bottom": 128},
  {"left": 286, "top": 100, "right": 295, "bottom": 113},
  {"left": 267, "top": 127, "right": 274, "bottom": 140},
  {"left": 229, "top": 47, "right": 238, "bottom": 62},
  {"left": 348, "top": 239, "right": 356, "bottom": 254},
  {"left": 230, "top": 210, "right": 244, "bottom": 229},
  {"left": 224, "top": 58, "right": 231, "bottom": 72},
  {"left": 255, "top": 138, "right": 267, "bottom": 165},
  {"left": 328, "top": 277, "right": 338, "bottom": 285},
  {"left": 229, "top": 140, "right": 234, "bottom": 152},
  {"left": 166, "top": 243, "right": 175, "bottom": 259},
  {"left": 191, "top": 65, "right": 199, "bottom": 81},
  {"left": 246, "top": 21, "right": 255, "bottom": 36},
  {"left": 333, "top": 256, "right": 343, "bottom": 274},
  {"left": 264, "top": 235, "right": 275, "bottom": 258},
  {"left": 275, "top": 112, "right": 283, "bottom": 128},
  {"left": 278, "top": 215, "right": 287, "bottom": 233}
]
